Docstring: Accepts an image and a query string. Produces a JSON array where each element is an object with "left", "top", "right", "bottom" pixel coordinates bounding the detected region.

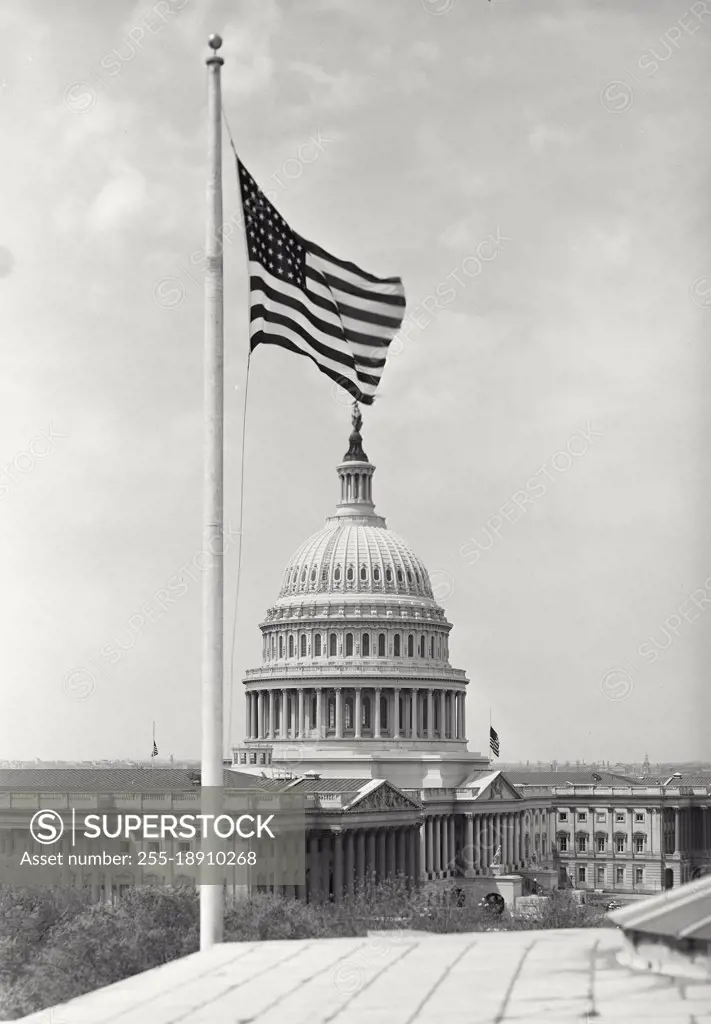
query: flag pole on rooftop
[{"left": 201, "top": 32, "right": 225, "bottom": 951}]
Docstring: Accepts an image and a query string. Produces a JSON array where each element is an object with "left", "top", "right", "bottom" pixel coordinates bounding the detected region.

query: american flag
[
  {"left": 489, "top": 726, "right": 500, "bottom": 758},
  {"left": 237, "top": 158, "right": 406, "bottom": 405},
  {"left": 151, "top": 741, "right": 158, "bottom": 758}
]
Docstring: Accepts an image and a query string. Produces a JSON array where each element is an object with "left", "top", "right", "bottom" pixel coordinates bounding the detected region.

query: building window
[
  {"left": 634, "top": 835, "right": 645, "bottom": 854},
  {"left": 334, "top": 566, "right": 341, "bottom": 582},
  {"left": 362, "top": 633, "right": 370, "bottom": 656},
  {"left": 179, "top": 842, "right": 190, "bottom": 855},
  {"left": 578, "top": 866, "right": 586, "bottom": 884},
  {"left": 559, "top": 812, "right": 568, "bottom": 823},
  {"left": 373, "top": 566, "right": 380, "bottom": 582},
  {"left": 558, "top": 834, "right": 568, "bottom": 852},
  {"left": 120, "top": 841, "right": 130, "bottom": 855},
  {"left": 394, "top": 634, "right": 401, "bottom": 657},
  {"left": 615, "top": 835, "right": 625, "bottom": 854},
  {"left": 300, "top": 634, "right": 307, "bottom": 657},
  {"left": 596, "top": 835, "right": 606, "bottom": 853},
  {"left": 616, "top": 867, "right": 624, "bottom": 885},
  {"left": 577, "top": 834, "right": 587, "bottom": 853},
  {"left": 344, "top": 698, "right": 353, "bottom": 730},
  {"left": 419, "top": 635, "right": 425, "bottom": 658},
  {"left": 577, "top": 812, "right": 587, "bottom": 822},
  {"left": 407, "top": 570, "right": 413, "bottom": 583},
  {"left": 288, "top": 635, "right": 294, "bottom": 658},
  {"left": 430, "top": 637, "right": 435, "bottom": 658},
  {"left": 596, "top": 866, "right": 605, "bottom": 885},
  {"left": 378, "top": 633, "right": 386, "bottom": 657},
  {"left": 615, "top": 813, "right": 625, "bottom": 824},
  {"left": 279, "top": 635, "right": 284, "bottom": 658},
  {"left": 407, "top": 634, "right": 414, "bottom": 657},
  {"left": 596, "top": 812, "right": 606, "bottom": 823},
  {"left": 385, "top": 568, "right": 393, "bottom": 583},
  {"left": 635, "top": 867, "right": 644, "bottom": 885},
  {"left": 310, "top": 569, "right": 316, "bottom": 582},
  {"left": 397, "top": 569, "right": 404, "bottom": 584},
  {"left": 541, "top": 836, "right": 546, "bottom": 855},
  {"left": 346, "top": 566, "right": 354, "bottom": 582},
  {"left": 329, "top": 633, "right": 337, "bottom": 657},
  {"left": 362, "top": 696, "right": 371, "bottom": 729},
  {"left": 360, "top": 565, "right": 367, "bottom": 581},
  {"left": 345, "top": 633, "right": 353, "bottom": 656},
  {"left": 328, "top": 698, "right": 335, "bottom": 729},
  {"left": 314, "top": 634, "right": 322, "bottom": 657},
  {"left": 635, "top": 813, "right": 644, "bottom": 823},
  {"left": 147, "top": 842, "right": 160, "bottom": 855}
]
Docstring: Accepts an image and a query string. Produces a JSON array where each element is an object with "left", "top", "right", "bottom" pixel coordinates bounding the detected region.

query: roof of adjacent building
[
  {"left": 0, "top": 768, "right": 272, "bottom": 792},
  {"left": 610, "top": 874, "right": 711, "bottom": 941},
  {"left": 17, "top": 927, "right": 709, "bottom": 1023},
  {"left": 507, "top": 769, "right": 645, "bottom": 788}
]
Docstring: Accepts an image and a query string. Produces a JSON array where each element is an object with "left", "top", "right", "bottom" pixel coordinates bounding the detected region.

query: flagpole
[{"left": 201, "top": 31, "right": 225, "bottom": 950}]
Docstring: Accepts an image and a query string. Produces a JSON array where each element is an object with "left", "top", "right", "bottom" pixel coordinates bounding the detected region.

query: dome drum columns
[{"left": 244, "top": 684, "right": 467, "bottom": 744}]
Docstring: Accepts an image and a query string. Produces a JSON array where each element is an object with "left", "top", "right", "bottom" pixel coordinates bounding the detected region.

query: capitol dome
[
  {"left": 278, "top": 522, "right": 435, "bottom": 602},
  {"left": 240, "top": 404, "right": 482, "bottom": 787}
]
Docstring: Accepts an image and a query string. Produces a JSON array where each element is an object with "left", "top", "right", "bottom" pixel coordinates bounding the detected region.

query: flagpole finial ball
[{"left": 208, "top": 34, "right": 223, "bottom": 50}]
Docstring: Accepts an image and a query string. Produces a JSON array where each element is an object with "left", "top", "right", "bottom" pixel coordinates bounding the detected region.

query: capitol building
[{"left": 240, "top": 405, "right": 486, "bottom": 790}]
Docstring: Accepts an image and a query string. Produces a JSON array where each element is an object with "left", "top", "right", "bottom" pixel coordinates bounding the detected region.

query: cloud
[
  {"left": 87, "top": 163, "right": 148, "bottom": 232},
  {"left": 287, "top": 60, "right": 373, "bottom": 110}
]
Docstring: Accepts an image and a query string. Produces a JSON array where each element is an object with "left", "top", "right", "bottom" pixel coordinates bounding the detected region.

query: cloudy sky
[{"left": 1, "top": 0, "right": 709, "bottom": 765}]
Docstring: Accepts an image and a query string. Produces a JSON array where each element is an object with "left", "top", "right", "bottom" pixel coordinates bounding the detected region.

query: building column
[
  {"left": 439, "top": 691, "right": 446, "bottom": 738},
  {"left": 268, "top": 690, "right": 275, "bottom": 739},
  {"left": 410, "top": 689, "right": 417, "bottom": 738},
  {"left": 433, "top": 817, "right": 441, "bottom": 877},
  {"left": 344, "top": 831, "right": 355, "bottom": 899},
  {"left": 465, "top": 815, "right": 475, "bottom": 876},
  {"left": 373, "top": 687, "right": 381, "bottom": 739},
  {"left": 426, "top": 818, "right": 434, "bottom": 879},
  {"left": 393, "top": 690, "right": 401, "bottom": 738},
  {"left": 407, "top": 827, "right": 417, "bottom": 886},
  {"left": 377, "top": 829, "right": 387, "bottom": 883},
  {"left": 441, "top": 815, "right": 449, "bottom": 877},
  {"left": 280, "top": 688, "right": 288, "bottom": 738},
  {"left": 396, "top": 828, "right": 406, "bottom": 879},
  {"left": 427, "top": 689, "right": 434, "bottom": 739},
  {"left": 366, "top": 830, "right": 376, "bottom": 885},
  {"left": 333, "top": 833, "right": 343, "bottom": 903},
  {"left": 335, "top": 688, "right": 343, "bottom": 739},
  {"left": 449, "top": 692, "right": 456, "bottom": 740},
  {"left": 355, "top": 688, "right": 362, "bottom": 740},
  {"left": 296, "top": 688, "right": 303, "bottom": 739},
  {"left": 448, "top": 816, "right": 455, "bottom": 877},
  {"left": 387, "top": 829, "right": 397, "bottom": 879},
  {"left": 356, "top": 830, "right": 366, "bottom": 891},
  {"left": 674, "top": 808, "right": 680, "bottom": 853},
  {"left": 308, "top": 834, "right": 321, "bottom": 902}
]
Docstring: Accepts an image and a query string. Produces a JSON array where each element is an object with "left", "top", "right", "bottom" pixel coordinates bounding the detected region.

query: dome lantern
[{"left": 334, "top": 403, "right": 378, "bottom": 520}]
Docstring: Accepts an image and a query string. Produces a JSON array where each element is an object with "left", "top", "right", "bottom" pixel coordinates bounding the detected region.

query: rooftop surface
[{"left": 16, "top": 927, "right": 711, "bottom": 1023}]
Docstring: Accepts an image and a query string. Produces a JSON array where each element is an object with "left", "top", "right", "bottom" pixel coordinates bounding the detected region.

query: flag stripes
[
  {"left": 238, "top": 158, "right": 405, "bottom": 404},
  {"left": 489, "top": 726, "right": 500, "bottom": 758}
]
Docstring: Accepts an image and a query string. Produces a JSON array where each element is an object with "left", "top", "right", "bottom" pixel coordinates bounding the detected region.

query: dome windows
[
  {"left": 378, "top": 633, "right": 386, "bottom": 657},
  {"left": 314, "top": 634, "right": 322, "bottom": 657},
  {"left": 329, "top": 632, "right": 337, "bottom": 656},
  {"left": 407, "top": 570, "right": 413, "bottom": 584},
  {"left": 362, "top": 633, "right": 370, "bottom": 656},
  {"left": 430, "top": 636, "right": 435, "bottom": 659},
  {"left": 310, "top": 568, "right": 316, "bottom": 583},
  {"left": 334, "top": 566, "right": 341, "bottom": 582},
  {"left": 394, "top": 634, "right": 401, "bottom": 657},
  {"left": 346, "top": 566, "right": 354, "bottom": 583},
  {"left": 345, "top": 632, "right": 354, "bottom": 656},
  {"left": 300, "top": 634, "right": 307, "bottom": 657},
  {"left": 373, "top": 566, "right": 381, "bottom": 582},
  {"left": 360, "top": 565, "right": 367, "bottom": 582},
  {"left": 300, "top": 569, "right": 306, "bottom": 583},
  {"left": 278, "top": 635, "right": 284, "bottom": 658},
  {"left": 397, "top": 569, "right": 404, "bottom": 584},
  {"left": 288, "top": 635, "right": 294, "bottom": 658},
  {"left": 407, "top": 634, "right": 414, "bottom": 658},
  {"left": 385, "top": 568, "right": 393, "bottom": 584},
  {"left": 419, "top": 635, "right": 425, "bottom": 658}
]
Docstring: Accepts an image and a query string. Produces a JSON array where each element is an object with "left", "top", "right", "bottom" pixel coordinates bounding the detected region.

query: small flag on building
[
  {"left": 152, "top": 741, "right": 158, "bottom": 758},
  {"left": 236, "top": 158, "right": 406, "bottom": 405},
  {"left": 489, "top": 726, "right": 500, "bottom": 758}
]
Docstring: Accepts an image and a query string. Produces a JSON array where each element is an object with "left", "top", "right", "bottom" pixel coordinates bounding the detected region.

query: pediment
[{"left": 347, "top": 780, "right": 421, "bottom": 813}]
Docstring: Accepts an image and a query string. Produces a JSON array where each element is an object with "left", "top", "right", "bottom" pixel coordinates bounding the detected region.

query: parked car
[{"left": 605, "top": 899, "right": 623, "bottom": 911}]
